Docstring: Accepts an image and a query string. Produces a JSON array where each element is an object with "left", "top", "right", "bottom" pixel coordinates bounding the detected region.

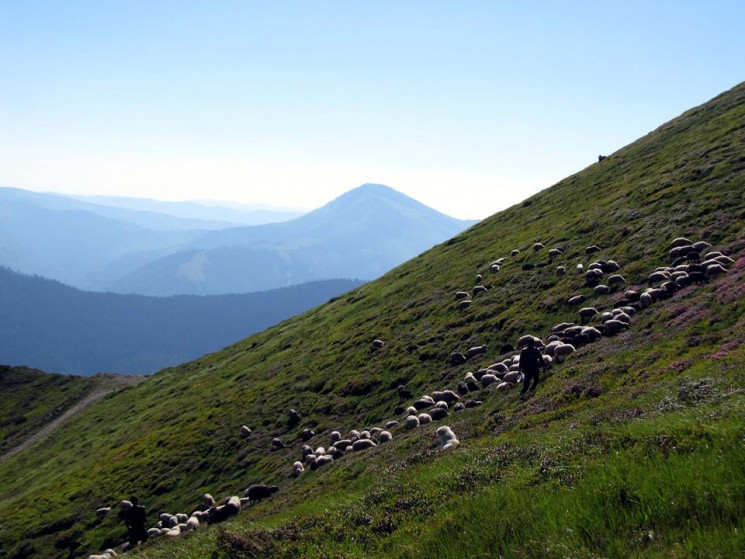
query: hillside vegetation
[{"left": 1, "top": 83, "right": 744, "bottom": 559}]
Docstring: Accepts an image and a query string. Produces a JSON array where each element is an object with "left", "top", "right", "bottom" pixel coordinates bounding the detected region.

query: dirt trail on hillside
[{"left": 0, "top": 374, "right": 145, "bottom": 464}]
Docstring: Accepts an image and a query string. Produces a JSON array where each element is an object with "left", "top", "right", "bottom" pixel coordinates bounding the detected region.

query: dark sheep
[
  {"left": 272, "top": 438, "right": 285, "bottom": 450},
  {"left": 450, "top": 351, "right": 467, "bottom": 365},
  {"left": 594, "top": 284, "right": 610, "bottom": 296},
  {"left": 288, "top": 409, "right": 301, "bottom": 428},
  {"left": 473, "top": 285, "right": 488, "bottom": 296},
  {"left": 372, "top": 339, "right": 385, "bottom": 348},
  {"left": 464, "top": 400, "right": 483, "bottom": 408},
  {"left": 397, "top": 385, "right": 414, "bottom": 400},
  {"left": 511, "top": 249, "right": 520, "bottom": 256},
  {"left": 598, "top": 155, "right": 606, "bottom": 162},
  {"left": 458, "top": 300, "right": 472, "bottom": 310},
  {"left": 244, "top": 485, "right": 279, "bottom": 504},
  {"left": 585, "top": 245, "right": 602, "bottom": 254},
  {"left": 429, "top": 407, "right": 449, "bottom": 421},
  {"left": 476, "top": 274, "right": 482, "bottom": 283},
  {"left": 455, "top": 291, "right": 469, "bottom": 300},
  {"left": 466, "top": 345, "right": 488, "bottom": 359},
  {"left": 568, "top": 295, "right": 586, "bottom": 306},
  {"left": 457, "top": 382, "right": 469, "bottom": 396},
  {"left": 301, "top": 429, "right": 315, "bottom": 441}
]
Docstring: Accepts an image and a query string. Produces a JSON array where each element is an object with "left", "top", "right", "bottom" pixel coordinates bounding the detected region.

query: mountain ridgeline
[
  {"left": 0, "top": 267, "right": 363, "bottom": 375},
  {"left": 0, "top": 83, "right": 744, "bottom": 559}
]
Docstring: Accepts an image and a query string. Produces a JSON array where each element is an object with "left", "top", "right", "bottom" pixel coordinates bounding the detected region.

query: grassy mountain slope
[
  {"left": 0, "top": 268, "right": 363, "bottom": 375},
  {"left": 1, "top": 83, "right": 744, "bottom": 558}
]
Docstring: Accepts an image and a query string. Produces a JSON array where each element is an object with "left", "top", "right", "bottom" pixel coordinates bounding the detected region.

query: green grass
[{"left": 1, "top": 82, "right": 744, "bottom": 558}]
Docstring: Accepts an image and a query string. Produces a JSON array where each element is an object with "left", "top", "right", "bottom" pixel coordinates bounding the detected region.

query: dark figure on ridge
[
  {"left": 123, "top": 496, "right": 148, "bottom": 547},
  {"left": 519, "top": 338, "right": 545, "bottom": 400}
]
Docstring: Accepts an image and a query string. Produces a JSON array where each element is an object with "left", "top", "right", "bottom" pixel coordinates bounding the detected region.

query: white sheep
[
  {"left": 379, "top": 431, "right": 393, "bottom": 443},
  {"left": 405, "top": 415, "right": 420, "bottom": 429},
  {"left": 554, "top": 344, "right": 576, "bottom": 362},
  {"left": 418, "top": 413, "right": 433, "bottom": 424},
  {"left": 436, "top": 426, "right": 460, "bottom": 449},
  {"left": 186, "top": 517, "right": 199, "bottom": 532}
]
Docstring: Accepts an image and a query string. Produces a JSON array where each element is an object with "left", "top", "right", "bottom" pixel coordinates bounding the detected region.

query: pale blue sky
[{"left": 1, "top": 1, "right": 743, "bottom": 218}]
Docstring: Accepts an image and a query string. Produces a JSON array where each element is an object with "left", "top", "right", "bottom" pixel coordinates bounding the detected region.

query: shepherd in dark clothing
[
  {"left": 518, "top": 338, "right": 545, "bottom": 399},
  {"left": 124, "top": 496, "right": 148, "bottom": 547}
]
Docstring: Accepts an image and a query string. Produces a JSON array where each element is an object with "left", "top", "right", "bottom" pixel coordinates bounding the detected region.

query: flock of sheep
[{"left": 87, "top": 236, "right": 733, "bottom": 558}]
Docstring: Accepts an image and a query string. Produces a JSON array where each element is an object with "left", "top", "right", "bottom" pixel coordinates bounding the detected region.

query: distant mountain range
[
  {"left": 0, "top": 266, "right": 363, "bottom": 375},
  {"left": 0, "top": 184, "right": 476, "bottom": 295},
  {"left": 108, "top": 184, "right": 478, "bottom": 295}
]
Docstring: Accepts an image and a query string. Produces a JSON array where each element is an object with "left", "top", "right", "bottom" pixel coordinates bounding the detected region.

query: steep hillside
[
  {"left": 1, "top": 83, "right": 744, "bottom": 559},
  {"left": 110, "top": 184, "right": 476, "bottom": 295},
  {"left": 0, "top": 268, "right": 363, "bottom": 375}
]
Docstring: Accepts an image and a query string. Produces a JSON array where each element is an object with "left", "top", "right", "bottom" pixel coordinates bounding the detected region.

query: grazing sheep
[
  {"left": 549, "top": 248, "right": 562, "bottom": 260},
  {"left": 476, "top": 274, "right": 482, "bottom": 283},
  {"left": 397, "top": 385, "right": 414, "bottom": 400},
  {"left": 315, "top": 446, "right": 326, "bottom": 456},
  {"left": 692, "top": 241, "right": 711, "bottom": 252},
  {"left": 503, "top": 371, "right": 521, "bottom": 384},
  {"left": 429, "top": 407, "right": 449, "bottom": 420},
  {"left": 707, "top": 263, "right": 727, "bottom": 276},
  {"left": 585, "top": 269, "right": 604, "bottom": 286},
  {"left": 301, "top": 444, "right": 314, "bottom": 458},
  {"left": 593, "top": 284, "right": 609, "bottom": 296},
  {"left": 581, "top": 327, "right": 602, "bottom": 342},
  {"left": 602, "top": 319, "right": 626, "bottom": 335},
  {"left": 603, "top": 260, "right": 621, "bottom": 273},
  {"left": 543, "top": 354, "right": 554, "bottom": 368},
  {"left": 333, "top": 439, "right": 353, "bottom": 451},
  {"left": 568, "top": 295, "right": 586, "bottom": 306},
  {"left": 186, "top": 517, "right": 199, "bottom": 532},
  {"left": 119, "top": 500, "right": 133, "bottom": 510},
  {"left": 394, "top": 405, "right": 406, "bottom": 415},
  {"left": 359, "top": 430, "right": 371, "bottom": 440},
  {"left": 473, "top": 285, "right": 487, "bottom": 295},
  {"left": 465, "top": 399, "right": 483, "bottom": 408},
  {"left": 466, "top": 345, "right": 488, "bottom": 359},
  {"left": 405, "top": 405, "right": 418, "bottom": 416},
  {"left": 291, "top": 461, "right": 304, "bottom": 478},
  {"left": 437, "top": 389, "right": 460, "bottom": 404},
  {"left": 488, "top": 362, "right": 509, "bottom": 374},
  {"left": 372, "top": 339, "right": 385, "bottom": 348},
  {"left": 244, "top": 485, "right": 279, "bottom": 504},
  {"left": 413, "top": 396, "right": 435, "bottom": 410},
  {"left": 481, "top": 373, "right": 499, "bottom": 388},
  {"left": 648, "top": 271, "right": 669, "bottom": 285},
  {"left": 436, "top": 426, "right": 460, "bottom": 449},
  {"left": 458, "top": 300, "right": 472, "bottom": 310},
  {"left": 496, "top": 382, "right": 515, "bottom": 390},
  {"left": 287, "top": 409, "right": 301, "bottom": 428},
  {"left": 379, "top": 431, "right": 393, "bottom": 443},
  {"left": 579, "top": 307, "right": 598, "bottom": 323},
  {"left": 418, "top": 413, "right": 433, "bottom": 424},
  {"left": 240, "top": 425, "right": 252, "bottom": 438},
  {"left": 608, "top": 274, "right": 625, "bottom": 287},
  {"left": 405, "top": 415, "right": 420, "bottom": 429},
  {"left": 450, "top": 351, "right": 468, "bottom": 364},
  {"left": 556, "top": 265, "right": 566, "bottom": 275},
  {"left": 433, "top": 400, "right": 449, "bottom": 410},
  {"left": 148, "top": 528, "right": 161, "bottom": 538},
  {"left": 511, "top": 249, "right": 520, "bottom": 256},
  {"left": 176, "top": 513, "right": 188, "bottom": 523},
  {"left": 585, "top": 245, "right": 601, "bottom": 254},
  {"left": 312, "top": 455, "right": 334, "bottom": 469},
  {"left": 301, "top": 428, "right": 316, "bottom": 441},
  {"left": 491, "top": 264, "right": 500, "bottom": 273},
  {"left": 554, "top": 344, "right": 576, "bottom": 362},
  {"left": 95, "top": 507, "right": 111, "bottom": 517},
  {"left": 534, "top": 242, "right": 545, "bottom": 250},
  {"left": 370, "top": 427, "right": 383, "bottom": 437},
  {"left": 330, "top": 431, "right": 341, "bottom": 442},
  {"left": 670, "top": 237, "right": 692, "bottom": 248},
  {"left": 272, "top": 438, "right": 285, "bottom": 450},
  {"left": 517, "top": 335, "right": 543, "bottom": 349},
  {"left": 455, "top": 291, "right": 469, "bottom": 300},
  {"left": 352, "top": 439, "right": 377, "bottom": 451},
  {"left": 577, "top": 263, "right": 584, "bottom": 274},
  {"left": 225, "top": 496, "right": 242, "bottom": 514},
  {"left": 543, "top": 340, "right": 562, "bottom": 357},
  {"left": 327, "top": 446, "right": 343, "bottom": 459},
  {"left": 453, "top": 402, "right": 466, "bottom": 412},
  {"left": 640, "top": 292, "right": 653, "bottom": 307}
]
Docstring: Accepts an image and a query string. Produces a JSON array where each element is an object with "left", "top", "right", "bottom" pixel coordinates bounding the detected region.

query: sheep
[
  {"left": 291, "top": 461, "right": 305, "bottom": 478},
  {"left": 418, "top": 413, "right": 433, "bottom": 424},
  {"left": 225, "top": 496, "right": 242, "bottom": 515},
  {"left": 95, "top": 507, "right": 111, "bottom": 517},
  {"left": 707, "top": 263, "right": 727, "bottom": 276},
  {"left": 543, "top": 354, "right": 554, "bottom": 368},
  {"left": 473, "top": 285, "right": 487, "bottom": 296},
  {"left": 348, "top": 429, "right": 360, "bottom": 439},
  {"left": 502, "top": 371, "right": 521, "bottom": 384},
  {"left": 670, "top": 237, "right": 692, "bottom": 248},
  {"left": 240, "top": 425, "right": 252, "bottom": 438},
  {"left": 186, "top": 517, "right": 199, "bottom": 532},
  {"left": 437, "top": 389, "right": 460, "bottom": 404},
  {"left": 370, "top": 427, "right": 383, "bottom": 437},
  {"left": 648, "top": 271, "right": 669, "bottom": 285},
  {"left": 568, "top": 295, "right": 586, "bottom": 306},
  {"left": 614, "top": 312, "right": 632, "bottom": 325},
  {"left": 450, "top": 351, "right": 468, "bottom": 364},
  {"left": 147, "top": 528, "right": 161, "bottom": 538},
  {"left": 405, "top": 405, "right": 418, "bottom": 416},
  {"left": 517, "top": 335, "right": 543, "bottom": 348},
  {"left": 359, "top": 430, "right": 371, "bottom": 440},
  {"left": 476, "top": 274, "right": 483, "bottom": 283},
  {"left": 703, "top": 251, "right": 723, "bottom": 260},
  {"left": 436, "top": 426, "right": 460, "bottom": 449},
  {"left": 301, "top": 428, "right": 316, "bottom": 441},
  {"left": 429, "top": 407, "right": 449, "bottom": 420},
  {"left": 405, "top": 415, "right": 420, "bottom": 429},
  {"left": 379, "top": 431, "right": 393, "bottom": 443},
  {"left": 397, "top": 385, "right": 414, "bottom": 400},
  {"left": 272, "top": 438, "right": 285, "bottom": 450},
  {"left": 603, "top": 260, "right": 621, "bottom": 273},
  {"left": 481, "top": 374, "right": 499, "bottom": 388},
  {"left": 413, "top": 396, "right": 435, "bottom": 410},
  {"left": 581, "top": 327, "right": 602, "bottom": 342},
  {"left": 287, "top": 409, "right": 301, "bottom": 428},
  {"left": 315, "top": 446, "right": 326, "bottom": 456},
  {"left": 119, "top": 500, "right": 133, "bottom": 510},
  {"left": 585, "top": 269, "right": 604, "bottom": 286},
  {"left": 692, "top": 241, "right": 711, "bottom": 252},
  {"left": 586, "top": 245, "right": 602, "bottom": 254},
  {"left": 554, "top": 344, "right": 576, "bottom": 362},
  {"left": 313, "top": 455, "right": 334, "bottom": 468},
  {"left": 511, "top": 249, "right": 520, "bottom": 256},
  {"left": 455, "top": 291, "right": 469, "bottom": 300},
  {"left": 640, "top": 292, "right": 653, "bottom": 307},
  {"left": 176, "top": 513, "right": 188, "bottom": 523},
  {"left": 488, "top": 362, "right": 508, "bottom": 374},
  {"left": 602, "top": 319, "right": 626, "bottom": 335},
  {"left": 244, "top": 485, "right": 279, "bottom": 504},
  {"left": 549, "top": 248, "right": 562, "bottom": 260},
  {"left": 577, "top": 263, "right": 584, "bottom": 274},
  {"left": 579, "top": 307, "right": 598, "bottom": 323},
  {"left": 333, "top": 439, "right": 353, "bottom": 451},
  {"left": 372, "top": 339, "right": 385, "bottom": 348},
  {"left": 608, "top": 274, "right": 625, "bottom": 288},
  {"left": 327, "top": 446, "right": 343, "bottom": 459},
  {"left": 496, "top": 382, "right": 515, "bottom": 390},
  {"left": 619, "top": 306, "right": 637, "bottom": 316},
  {"left": 166, "top": 527, "right": 182, "bottom": 537},
  {"left": 466, "top": 345, "right": 488, "bottom": 359},
  {"left": 352, "top": 439, "right": 377, "bottom": 451},
  {"left": 453, "top": 402, "right": 466, "bottom": 412},
  {"left": 590, "top": 286, "right": 608, "bottom": 298},
  {"left": 330, "top": 431, "right": 341, "bottom": 442},
  {"left": 458, "top": 300, "right": 472, "bottom": 310},
  {"left": 556, "top": 265, "right": 566, "bottom": 275},
  {"left": 490, "top": 264, "right": 501, "bottom": 273},
  {"left": 465, "top": 399, "right": 483, "bottom": 408},
  {"left": 543, "top": 340, "right": 562, "bottom": 357},
  {"left": 534, "top": 242, "right": 545, "bottom": 250}
]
